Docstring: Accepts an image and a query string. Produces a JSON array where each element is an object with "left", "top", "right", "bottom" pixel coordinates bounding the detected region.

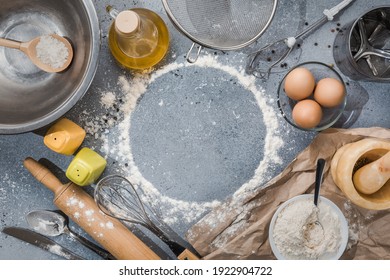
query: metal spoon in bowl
[
  {"left": 303, "top": 158, "right": 326, "bottom": 249},
  {"left": 26, "top": 210, "right": 115, "bottom": 260},
  {"left": 0, "top": 34, "right": 73, "bottom": 73}
]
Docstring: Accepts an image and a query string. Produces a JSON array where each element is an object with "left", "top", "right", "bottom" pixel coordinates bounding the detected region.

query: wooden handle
[
  {"left": 23, "top": 157, "right": 65, "bottom": 195},
  {"left": 0, "top": 37, "right": 21, "bottom": 49},
  {"left": 23, "top": 157, "right": 160, "bottom": 260},
  {"left": 178, "top": 249, "right": 200, "bottom": 260},
  {"left": 353, "top": 151, "right": 390, "bottom": 194}
]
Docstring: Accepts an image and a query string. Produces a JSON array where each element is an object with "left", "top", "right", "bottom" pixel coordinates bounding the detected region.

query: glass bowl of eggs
[{"left": 277, "top": 61, "right": 347, "bottom": 131}]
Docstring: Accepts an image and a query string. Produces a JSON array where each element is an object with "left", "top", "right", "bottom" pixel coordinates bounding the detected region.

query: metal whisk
[
  {"left": 94, "top": 174, "right": 200, "bottom": 259},
  {"left": 246, "top": 0, "right": 355, "bottom": 79}
]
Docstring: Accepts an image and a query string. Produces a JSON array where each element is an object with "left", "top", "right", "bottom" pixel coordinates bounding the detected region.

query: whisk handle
[
  {"left": 178, "top": 249, "right": 201, "bottom": 260},
  {"left": 163, "top": 239, "right": 200, "bottom": 260},
  {"left": 323, "top": 0, "right": 355, "bottom": 21},
  {"left": 147, "top": 223, "right": 201, "bottom": 259}
]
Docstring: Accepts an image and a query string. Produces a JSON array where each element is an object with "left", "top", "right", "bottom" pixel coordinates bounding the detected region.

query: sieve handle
[
  {"left": 323, "top": 0, "right": 355, "bottom": 20},
  {"left": 186, "top": 43, "right": 202, "bottom": 63}
]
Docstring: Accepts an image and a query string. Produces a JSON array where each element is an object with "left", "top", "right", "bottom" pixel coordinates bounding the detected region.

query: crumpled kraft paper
[{"left": 186, "top": 127, "right": 390, "bottom": 260}]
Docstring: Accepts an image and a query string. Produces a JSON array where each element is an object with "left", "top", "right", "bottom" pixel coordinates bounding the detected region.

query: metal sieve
[{"left": 162, "top": 0, "right": 278, "bottom": 62}]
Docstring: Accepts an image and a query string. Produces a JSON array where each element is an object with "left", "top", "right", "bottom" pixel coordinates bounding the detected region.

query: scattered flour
[
  {"left": 64, "top": 196, "right": 115, "bottom": 241},
  {"left": 73, "top": 212, "right": 81, "bottom": 220},
  {"left": 343, "top": 200, "right": 360, "bottom": 249},
  {"left": 0, "top": 185, "right": 6, "bottom": 201},
  {"left": 86, "top": 55, "right": 284, "bottom": 228},
  {"left": 85, "top": 209, "right": 94, "bottom": 216},
  {"left": 47, "top": 244, "right": 76, "bottom": 259},
  {"left": 100, "top": 91, "right": 116, "bottom": 108},
  {"left": 67, "top": 197, "right": 78, "bottom": 206},
  {"left": 31, "top": 218, "right": 57, "bottom": 234}
]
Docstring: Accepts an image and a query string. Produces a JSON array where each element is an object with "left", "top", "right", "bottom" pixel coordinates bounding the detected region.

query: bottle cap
[{"left": 115, "top": 10, "right": 140, "bottom": 35}]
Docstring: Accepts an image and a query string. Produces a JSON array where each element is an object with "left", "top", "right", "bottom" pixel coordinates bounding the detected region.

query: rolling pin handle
[{"left": 23, "top": 157, "right": 63, "bottom": 193}]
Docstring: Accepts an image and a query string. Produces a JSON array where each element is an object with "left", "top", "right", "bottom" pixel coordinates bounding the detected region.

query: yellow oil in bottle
[{"left": 108, "top": 8, "right": 170, "bottom": 70}]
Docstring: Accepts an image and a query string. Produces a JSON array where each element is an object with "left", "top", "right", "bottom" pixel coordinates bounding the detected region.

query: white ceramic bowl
[{"left": 269, "top": 194, "right": 348, "bottom": 260}]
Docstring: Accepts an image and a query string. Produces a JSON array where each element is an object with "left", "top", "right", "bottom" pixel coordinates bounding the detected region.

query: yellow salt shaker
[
  {"left": 66, "top": 147, "right": 107, "bottom": 186},
  {"left": 44, "top": 118, "right": 86, "bottom": 155}
]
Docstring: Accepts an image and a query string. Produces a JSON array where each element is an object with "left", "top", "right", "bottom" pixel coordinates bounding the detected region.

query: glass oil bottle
[{"left": 107, "top": 6, "right": 170, "bottom": 70}]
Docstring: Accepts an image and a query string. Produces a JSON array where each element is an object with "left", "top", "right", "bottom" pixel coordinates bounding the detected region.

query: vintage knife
[{"left": 2, "top": 226, "right": 84, "bottom": 260}]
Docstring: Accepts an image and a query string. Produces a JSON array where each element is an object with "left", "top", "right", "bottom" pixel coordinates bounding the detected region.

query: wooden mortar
[{"left": 331, "top": 138, "right": 390, "bottom": 210}]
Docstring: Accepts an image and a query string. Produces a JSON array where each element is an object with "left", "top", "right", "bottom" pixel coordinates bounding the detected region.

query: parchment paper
[{"left": 186, "top": 127, "right": 390, "bottom": 260}]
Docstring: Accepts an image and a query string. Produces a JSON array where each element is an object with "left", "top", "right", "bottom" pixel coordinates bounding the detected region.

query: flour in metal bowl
[{"left": 36, "top": 35, "right": 69, "bottom": 69}]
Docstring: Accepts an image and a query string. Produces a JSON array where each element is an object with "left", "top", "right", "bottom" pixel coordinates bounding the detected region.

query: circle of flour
[{"left": 105, "top": 55, "right": 284, "bottom": 226}]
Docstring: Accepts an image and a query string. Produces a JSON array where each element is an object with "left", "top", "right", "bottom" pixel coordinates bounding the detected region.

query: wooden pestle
[
  {"left": 353, "top": 151, "right": 390, "bottom": 195},
  {"left": 23, "top": 157, "right": 160, "bottom": 260}
]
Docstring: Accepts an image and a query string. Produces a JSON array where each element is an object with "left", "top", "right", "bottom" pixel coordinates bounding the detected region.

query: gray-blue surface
[{"left": 0, "top": 0, "right": 389, "bottom": 260}]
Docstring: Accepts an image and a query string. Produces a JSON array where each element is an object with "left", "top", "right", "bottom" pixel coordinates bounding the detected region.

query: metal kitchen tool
[
  {"left": 0, "top": 34, "right": 73, "bottom": 73},
  {"left": 2, "top": 226, "right": 83, "bottom": 260},
  {"left": 314, "top": 159, "right": 326, "bottom": 207},
  {"left": 94, "top": 174, "right": 201, "bottom": 260},
  {"left": 303, "top": 158, "right": 326, "bottom": 249},
  {"left": 23, "top": 157, "right": 161, "bottom": 260},
  {"left": 246, "top": 0, "right": 355, "bottom": 79},
  {"left": 0, "top": 0, "right": 99, "bottom": 134},
  {"left": 353, "top": 20, "right": 390, "bottom": 63},
  {"left": 334, "top": 6, "right": 390, "bottom": 81},
  {"left": 26, "top": 210, "right": 115, "bottom": 260},
  {"left": 162, "top": 0, "right": 278, "bottom": 63}
]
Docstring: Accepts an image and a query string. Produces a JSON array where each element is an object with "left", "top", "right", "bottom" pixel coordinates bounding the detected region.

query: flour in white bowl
[{"left": 272, "top": 196, "right": 343, "bottom": 260}]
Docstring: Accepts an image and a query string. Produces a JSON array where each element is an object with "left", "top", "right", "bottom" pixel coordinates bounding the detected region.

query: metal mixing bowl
[{"left": 0, "top": 0, "right": 100, "bottom": 134}]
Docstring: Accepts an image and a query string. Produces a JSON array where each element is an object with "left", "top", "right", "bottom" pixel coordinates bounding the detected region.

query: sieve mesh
[{"left": 162, "top": 0, "right": 278, "bottom": 50}]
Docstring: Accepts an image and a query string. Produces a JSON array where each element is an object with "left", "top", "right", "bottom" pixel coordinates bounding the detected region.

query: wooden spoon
[{"left": 0, "top": 34, "right": 73, "bottom": 73}]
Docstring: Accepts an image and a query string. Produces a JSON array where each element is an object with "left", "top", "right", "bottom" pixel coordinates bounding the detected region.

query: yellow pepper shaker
[
  {"left": 43, "top": 118, "right": 86, "bottom": 156},
  {"left": 66, "top": 147, "right": 107, "bottom": 186}
]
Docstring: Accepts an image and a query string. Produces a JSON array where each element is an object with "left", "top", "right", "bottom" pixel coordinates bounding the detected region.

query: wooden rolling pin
[
  {"left": 353, "top": 151, "right": 390, "bottom": 194},
  {"left": 23, "top": 157, "right": 160, "bottom": 260}
]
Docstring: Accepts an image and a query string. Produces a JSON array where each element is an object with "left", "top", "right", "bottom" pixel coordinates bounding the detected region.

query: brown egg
[
  {"left": 292, "top": 99, "right": 323, "bottom": 129},
  {"left": 314, "top": 78, "right": 345, "bottom": 107},
  {"left": 284, "top": 67, "right": 315, "bottom": 101}
]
